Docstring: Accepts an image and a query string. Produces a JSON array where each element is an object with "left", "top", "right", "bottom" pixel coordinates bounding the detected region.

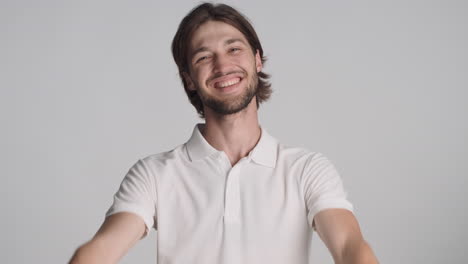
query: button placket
[
  {"left": 223, "top": 158, "right": 250, "bottom": 224},
  {"left": 224, "top": 166, "right": 240, "bottom": 223}
]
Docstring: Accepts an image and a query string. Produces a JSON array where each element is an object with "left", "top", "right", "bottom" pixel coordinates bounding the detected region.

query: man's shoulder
[
  {"left": 273, "top": 142, "right": 333, "bottom": 171},
  {"left": 276, "top": 141, "right": 323, "bottom": 161},
  {"left": 139, "top": 144, "right": 188, "bottom": 165}
]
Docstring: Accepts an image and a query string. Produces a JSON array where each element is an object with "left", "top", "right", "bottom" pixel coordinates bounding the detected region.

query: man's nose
[{"left": 213, "top": 53, "right": 231, "bottom": 74}]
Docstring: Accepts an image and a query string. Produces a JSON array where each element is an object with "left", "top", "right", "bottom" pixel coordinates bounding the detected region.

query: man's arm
[
  {"left": 313, "top": 208, "right": 379, "bottom": 264},
  {"left": 69, "top": 212, "right": 146, "bottom": 264}
]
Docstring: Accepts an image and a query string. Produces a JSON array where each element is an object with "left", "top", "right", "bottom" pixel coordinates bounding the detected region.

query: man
[{"left": 70, "top": 3, "right": 379, "bottom": 264}]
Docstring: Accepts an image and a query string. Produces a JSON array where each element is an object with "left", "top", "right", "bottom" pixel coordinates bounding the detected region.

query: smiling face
[{"left": 183, "top": 20, "right": 263, "bottom": 116}]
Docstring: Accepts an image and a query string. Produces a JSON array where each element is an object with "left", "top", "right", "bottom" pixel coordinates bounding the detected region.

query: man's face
[{"left": 184, "top": 20, "right": 262, "bottom": 116}]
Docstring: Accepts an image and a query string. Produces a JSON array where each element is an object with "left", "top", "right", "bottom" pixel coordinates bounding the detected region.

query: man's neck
[{"left": 202, "top": 99, "right": 261, "bottom": 166}]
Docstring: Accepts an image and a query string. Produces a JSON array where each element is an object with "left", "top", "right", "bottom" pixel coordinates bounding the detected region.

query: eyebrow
[
  {"left": 225, "top": 38, "right": 246, "bottom": 46},
  {"left": 191, "top": 38, "right": 247, "bottom": 59}
]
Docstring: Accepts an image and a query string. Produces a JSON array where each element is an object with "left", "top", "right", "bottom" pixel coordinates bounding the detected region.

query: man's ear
[
  {"left": 255, "top": 49, "right": 263, "bottom": 73},
  {"left": 182, "top": 72, "right": 196, "bottom": 91}
]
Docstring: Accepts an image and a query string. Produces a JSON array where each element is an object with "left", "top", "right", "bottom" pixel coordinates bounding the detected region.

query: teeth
[{"left": 216, "top": 78, "right": 240, "bottom": 88}]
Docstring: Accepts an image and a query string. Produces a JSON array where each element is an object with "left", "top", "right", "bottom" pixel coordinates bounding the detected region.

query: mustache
[{"left": 208, "top": 71, "right": 245, "bottom": 82}]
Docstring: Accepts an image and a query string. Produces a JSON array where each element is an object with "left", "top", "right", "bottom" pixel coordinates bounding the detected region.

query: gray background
[{"left": 2, "top": 0, "right": 467, "bottom": 263}]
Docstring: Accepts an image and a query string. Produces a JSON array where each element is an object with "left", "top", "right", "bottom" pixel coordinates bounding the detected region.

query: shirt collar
[{"left": 186, "top": 123, "right": 278, "bottom": 168}]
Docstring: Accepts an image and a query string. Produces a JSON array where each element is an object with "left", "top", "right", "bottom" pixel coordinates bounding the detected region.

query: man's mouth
[{"left": 214, "top": 77, "right": 241, "bottom": 88}]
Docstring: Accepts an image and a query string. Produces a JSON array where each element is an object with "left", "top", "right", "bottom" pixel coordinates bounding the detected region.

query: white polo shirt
[{"left": 106, "top": 124, "right": 353, "bottom": 264}]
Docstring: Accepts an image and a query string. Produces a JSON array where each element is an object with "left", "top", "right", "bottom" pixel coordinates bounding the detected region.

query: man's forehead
[{"left": 189, "top": 21, "right": 248, "bottom": 51}]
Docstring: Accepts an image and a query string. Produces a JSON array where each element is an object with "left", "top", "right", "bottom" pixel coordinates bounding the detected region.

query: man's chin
[
  {"left": 205, "top": 96, "right": 255, "bottom": 116},
  {"left": 206, "top": 104, "right": 246, "bottom": 116}
]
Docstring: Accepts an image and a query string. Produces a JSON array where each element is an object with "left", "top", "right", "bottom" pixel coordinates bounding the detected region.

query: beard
[{"left": 197, "top": 70, "right": 258, "bottom": 116}]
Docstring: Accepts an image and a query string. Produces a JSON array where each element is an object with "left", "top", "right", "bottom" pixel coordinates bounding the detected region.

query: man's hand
[
  {"left": 69, "top": 212, "right": 146, "bottom": 264},
  {"left": 313, "top": 209, "right": 379, "bottom": 264}
]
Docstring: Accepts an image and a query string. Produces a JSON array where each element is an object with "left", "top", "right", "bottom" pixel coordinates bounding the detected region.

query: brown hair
[{"left": 171, "top": 2, "right": 272, "bottom": 118}]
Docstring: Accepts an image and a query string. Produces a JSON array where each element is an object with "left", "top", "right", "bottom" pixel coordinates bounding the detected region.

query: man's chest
[{"left": 154, "top": 158, "right": 308, "bottom": 233}]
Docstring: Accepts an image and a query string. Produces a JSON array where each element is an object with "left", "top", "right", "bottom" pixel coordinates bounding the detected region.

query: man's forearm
[
  {"left": 69, "top": 240, "right": 114, "bottom": 264},
  {"left": 340, "top": 239, "right": 379, "bottom": 264}
]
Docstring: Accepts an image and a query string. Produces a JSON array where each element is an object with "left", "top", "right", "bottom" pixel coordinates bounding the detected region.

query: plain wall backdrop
[{"left": 2, "top": 0, "right": 467, "bottom": 263}]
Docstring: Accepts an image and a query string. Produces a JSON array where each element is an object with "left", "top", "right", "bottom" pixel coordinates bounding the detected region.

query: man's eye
[
  {"left": 196, "top": 56, "right": 209, "bottom": 63},
  {"left": 230, "top": 47, "right": 240, "bottom": 52}
]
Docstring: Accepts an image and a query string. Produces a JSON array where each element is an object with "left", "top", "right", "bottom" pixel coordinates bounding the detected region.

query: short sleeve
[
  {"left": 302, "top": 153, "right": 354, "bottom": 231},
  {"left": 105, "top": 159, "right": 157, "bottom": 237}
]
